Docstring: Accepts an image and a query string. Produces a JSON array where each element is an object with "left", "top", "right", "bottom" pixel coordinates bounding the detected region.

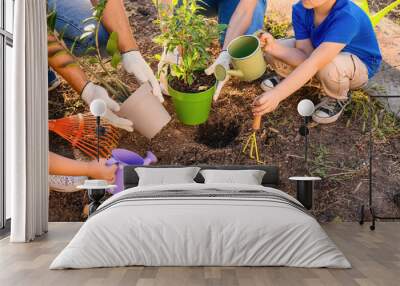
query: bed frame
[
  {"left": 87, "top": 166, "right": 280, "bottom": 215},
  {"left": 123, "top": 165, "right": 280, "bottom": 189}
]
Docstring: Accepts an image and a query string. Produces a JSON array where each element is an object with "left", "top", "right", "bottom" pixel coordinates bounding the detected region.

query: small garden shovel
[{"left": 242, "top": 115, "right": 264, "bottom": 164}]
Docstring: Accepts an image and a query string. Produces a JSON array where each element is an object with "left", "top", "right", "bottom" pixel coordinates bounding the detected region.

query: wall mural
[{"left": 47, "top": 0, "right": 400, "bottom": 222}]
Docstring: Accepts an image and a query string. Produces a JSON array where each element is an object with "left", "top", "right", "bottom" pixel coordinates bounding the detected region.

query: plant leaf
[
  {"left": 111, "top": 51, "right": 122, "bottom": 68},
  {"left": 106, "top": 32, "right": 119, "bottom": 56},
  {"left": 48, "top": 48, "right": 68, "bottom": 58},
  {"left": 83, "top": 24, "right": 96, "bottom": 32},
  {"left": 88, "top": 57, "right": 99, "bottom": 64},
  {"left": 84, "top": 46, "right": 97, "bottom": 55},
  {"left": 154, "top": 54, "right": 162, "bottom": 61},
  {"left": 82, "top": 16, "right": 97, "bottom": 24},
  {"left": 80, "top": 31, "right": 94, "bottom": 41},
  {"left": 64, "top": 62, "right": 80, "bottom": 69},
  {"left": 47, "top": 11, "right": 57, "bottom": 32}
]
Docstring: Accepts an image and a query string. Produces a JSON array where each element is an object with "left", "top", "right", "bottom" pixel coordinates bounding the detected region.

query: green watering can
[
  {"left": 214, "top": 35, "right": 267, "bottom": 82},
  {"left": 354, "top": 0, "right": 400, "bottom": 27}
]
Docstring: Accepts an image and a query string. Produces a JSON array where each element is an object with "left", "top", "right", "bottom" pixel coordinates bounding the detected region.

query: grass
[
  {"left": 264, "top": 13, "right": 292, "bottom": 39},
  {"left": 306, "top": 143, "right": 363, "bottom": 181},
  {"left": 310, "top": 144, "right": 330, "bottom": 178},
  {"left": 345, "top": 89, "right": 400, "bottom": 140}
]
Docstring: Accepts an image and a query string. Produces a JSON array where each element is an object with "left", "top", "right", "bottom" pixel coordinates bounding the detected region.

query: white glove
[
  {"left": 122, "top": 50, "right": 164, "bottom": 102},
  {"left": 81, "top": 82, "right": 134, "bottom": 132},
  {"left": 157, "top": 46, "right": 182, "bottom": 95},
  {"left": 205, "top": 51, "right": 231, "bottom": 101}
]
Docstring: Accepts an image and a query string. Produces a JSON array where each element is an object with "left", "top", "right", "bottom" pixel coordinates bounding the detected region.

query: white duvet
[{"left": 50, "top": 183, "right": 351, "bottom": 269}]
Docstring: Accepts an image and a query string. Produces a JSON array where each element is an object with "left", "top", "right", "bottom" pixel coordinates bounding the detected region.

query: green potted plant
[{"left": 153, "top": 0, "right": 226, "bottom": 125}]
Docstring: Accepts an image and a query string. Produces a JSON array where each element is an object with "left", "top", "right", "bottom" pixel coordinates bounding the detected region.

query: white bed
[{"left": 50, "top": 182, "right": 350, "bottom": 269}]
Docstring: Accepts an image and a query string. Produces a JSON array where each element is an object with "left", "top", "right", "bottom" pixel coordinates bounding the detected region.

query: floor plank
[{"left": 0, "top": 222, "right": 399, "bottom": 286}]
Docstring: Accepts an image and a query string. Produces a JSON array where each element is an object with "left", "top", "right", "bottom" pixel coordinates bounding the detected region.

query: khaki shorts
[{"left": 265, "top": 38, "right": 369, "bottom": 100}]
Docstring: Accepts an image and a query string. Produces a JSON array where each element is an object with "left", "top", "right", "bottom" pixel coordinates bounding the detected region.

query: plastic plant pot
[
  {"left": 168, "top": 81, "right": 216, "bottom": 126},
  {"left": 117, "top": 83, "right": 171, "bottom": 139}
]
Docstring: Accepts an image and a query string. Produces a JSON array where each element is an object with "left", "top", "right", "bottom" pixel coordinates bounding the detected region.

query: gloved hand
[
  {"left": 81, "top": 82, "right": 134, "bottom": 132},
  {"left": 157, "top": 46, "right": 182, "bottom": 95},
  {"left": 122, "top": 50, "right": 164, "bottom": 102},
  {"left": 205, "top": 50, "right": 231, "bottom": 101}
]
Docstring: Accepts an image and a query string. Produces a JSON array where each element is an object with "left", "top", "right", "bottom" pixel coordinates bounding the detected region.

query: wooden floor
[{"left": 0, "top": 222, "right": 399, "bottom": 286}]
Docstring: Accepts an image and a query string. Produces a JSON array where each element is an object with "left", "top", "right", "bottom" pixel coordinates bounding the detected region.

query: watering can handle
[{"left": 252, "top": 115, "right": 262, "bottom": 130}]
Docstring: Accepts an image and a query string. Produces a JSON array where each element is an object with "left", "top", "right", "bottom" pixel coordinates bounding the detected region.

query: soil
[
  {"left": 48, "top": 0, "right": 400, "bottom": 223},
  {"left": 169, "top": 71, "right": 216, "bottom": 93},
  {"left": 196, "top": 118, "right": 241, "bottom": 149}
]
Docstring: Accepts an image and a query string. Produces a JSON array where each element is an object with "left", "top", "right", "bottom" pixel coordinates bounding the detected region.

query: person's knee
[
  {"left": 317, "top": 62, "right": 336, "bottom": 84},
  {"left": 317, "top": 57, "right": 350, "bottom": 99}
]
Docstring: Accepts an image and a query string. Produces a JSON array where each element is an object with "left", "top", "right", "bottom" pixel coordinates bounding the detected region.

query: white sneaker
[
  {"left": 260, "top": 75, "right": 280, "bottom": 92},
  {"left": 312, "top": 97, "right": 350, "bottom": 124}
]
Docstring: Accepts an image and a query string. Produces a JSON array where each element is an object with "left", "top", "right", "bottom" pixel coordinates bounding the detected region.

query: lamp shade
[
  {"left": 297, "top": 99, "right": 315, "bottom": 117},
  {"left": 90, "top": 99, "right": 107, "bottom": 117}
]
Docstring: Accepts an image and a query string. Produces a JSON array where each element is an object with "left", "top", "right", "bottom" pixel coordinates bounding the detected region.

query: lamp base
[
  {"left": 289, "top": 176, "right": 321, "bottom": 210},
  {"left": 87, "top": 188, "right": 106, "bottom": 216}
]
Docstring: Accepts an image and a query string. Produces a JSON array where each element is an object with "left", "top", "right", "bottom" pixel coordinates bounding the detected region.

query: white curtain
[{"left": 8, "top": 0, "right": 49, "bottom": 242}]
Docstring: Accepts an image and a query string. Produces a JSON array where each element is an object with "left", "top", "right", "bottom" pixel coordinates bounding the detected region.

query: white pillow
[
  {"left": 135, "top": 167, "right": 201, "bottom": 186},
  {"left": 200, "top": 169, "right": 266, "bottom": 185}
]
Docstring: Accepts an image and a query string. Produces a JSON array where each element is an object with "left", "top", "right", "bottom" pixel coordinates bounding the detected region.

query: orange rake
[{"left": 49, "top": 113, "right": 120, "bottom": 159}]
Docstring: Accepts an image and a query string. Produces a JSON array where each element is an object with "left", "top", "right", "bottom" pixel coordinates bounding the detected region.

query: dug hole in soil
[
  {"left": 48, "top": 0, "right": 400, "bottom": 223},
  {"left": 196, "top": 118, "right": 241, "bottom": 149}
]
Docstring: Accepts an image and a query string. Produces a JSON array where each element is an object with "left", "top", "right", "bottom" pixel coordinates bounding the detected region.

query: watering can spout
[
  {"left": 214, "top": 64, "right": 244, "bottom": 81},
  {"left": 226, "top": 69, "right": 244, "bottom": 78},
  {"left": 143, "top": 151, "right": 158, "bottom": 165}
]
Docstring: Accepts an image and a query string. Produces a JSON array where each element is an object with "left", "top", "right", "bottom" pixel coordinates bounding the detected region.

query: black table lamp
[
  {"left": 289, "top": 99, "right": 321, "bottom": 210},
  {"left": 90, "top": 99, "right": 107, "bottom": 161},
  {"left": 297, "top": 99, "right": 315, "bottom": 172},
  {"left": 85, "top": 99, "right": 108, "bottom": 216}
]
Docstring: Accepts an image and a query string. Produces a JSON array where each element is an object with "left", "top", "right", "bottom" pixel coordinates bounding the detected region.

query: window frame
[{"left": 0, "top": 0, "right": 13, "bottom": 235}]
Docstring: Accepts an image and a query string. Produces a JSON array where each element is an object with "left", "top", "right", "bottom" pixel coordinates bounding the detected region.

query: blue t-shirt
[{"left": 292, "top": 0, "right": 382, "bottom": 78}]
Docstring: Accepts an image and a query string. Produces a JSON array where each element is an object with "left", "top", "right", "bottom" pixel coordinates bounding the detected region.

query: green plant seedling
[{"left": 153, "top": 0, "right": 226, "bottom": 87}]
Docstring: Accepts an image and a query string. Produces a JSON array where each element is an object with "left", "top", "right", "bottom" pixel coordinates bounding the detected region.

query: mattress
[{"left": 50, "top": 183, "right": 351, "bottom": 269}]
